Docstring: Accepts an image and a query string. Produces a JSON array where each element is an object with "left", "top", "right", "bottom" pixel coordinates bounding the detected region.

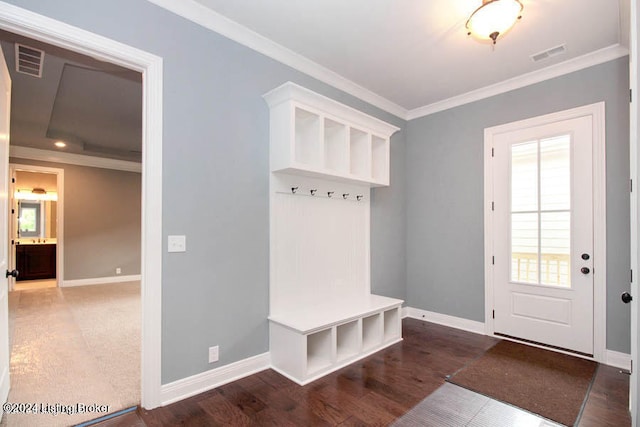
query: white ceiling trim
[
  {"left": 146, "top": 1, "right": 628, "bottom": 122},
  {"left": 10, "top": 146, "right": 142, "bottom": 173},
  {"left": 145, "top": 0, "right": 408, "bottom": 119},
  {"left": 406, "top": 43, "right": 629, "bottom": 120}
]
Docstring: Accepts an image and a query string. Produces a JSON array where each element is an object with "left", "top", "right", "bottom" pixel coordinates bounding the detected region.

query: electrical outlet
[
  {"left": 116, "top": 267, "right": 121, "bottom": 275},
  {"left": 208, "top": 346, "right": 219, "bottom": 363}
]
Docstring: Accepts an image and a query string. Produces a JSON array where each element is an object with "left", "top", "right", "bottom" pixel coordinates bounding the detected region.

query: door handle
[
  {"left": 5, "top": 269, "right": 18, "bottom": 278},
  {"left": 580, "top": 267, "right": 590, "bottom": 274},
  {"left": 622, "top": 292, "right": 633, "bottom": 304}
]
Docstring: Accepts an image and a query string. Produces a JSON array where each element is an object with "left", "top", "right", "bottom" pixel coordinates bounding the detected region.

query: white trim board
[
  {"left": 160, "top": 352, "right": 270, "bottom": 406},
  {"left": 406, "top": 306, "right": 631, "bottom": 371},
  {"left": 0, "top": 1, "right": 164, "bottom": 409},
  {"left": 483, "top": 102, "right": 607, "bottom": 363},
  {"left": 405, "top": 307, "right": 485, "bottom": 335},
  {"left": 606, "top": 350, "right": 632, "bottom": 371},
  {"left": 407, "top": 44, "right": 628, "bottom": 120},
  {"left": 144, "top": 0, "right": 628, "bottom": 121},
  {"left": 10, "top": 146, "right": 142, "bottom": 173},
  {"left": 62, "top": 275, "right": 142, "bottom": 288}
]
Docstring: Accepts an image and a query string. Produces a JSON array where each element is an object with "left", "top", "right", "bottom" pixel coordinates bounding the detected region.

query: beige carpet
[{"left": 1, "top": 281, "right": 140, "bottom": 427}]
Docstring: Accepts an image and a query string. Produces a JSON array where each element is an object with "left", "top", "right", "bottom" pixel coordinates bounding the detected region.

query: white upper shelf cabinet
[{"left": 263, "top": 82, "right": 399, "bottom": 187}]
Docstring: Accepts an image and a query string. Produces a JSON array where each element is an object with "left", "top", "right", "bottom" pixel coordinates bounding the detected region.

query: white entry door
[
  {"left": 492, "top": 115, "right": 594, "bottom": 355},
  {"left": 0, "top": 45, "right": 11, "bottom": 416}
]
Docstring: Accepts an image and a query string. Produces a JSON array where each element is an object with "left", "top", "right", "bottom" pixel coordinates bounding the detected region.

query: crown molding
[
  {"left": 149, "top": 1, "right": 628, "bottom": 121},
  {"left": 407, "top": 43, "right": 629, "bottom": 120},
  {"left": 10, "top": 146, "right": 142, "bottom": 173},
  {"left": 145, "top": 0, "right": 408, "bottom": 120}
]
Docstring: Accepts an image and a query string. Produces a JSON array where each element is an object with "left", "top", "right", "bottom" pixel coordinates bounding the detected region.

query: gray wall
[
  {"left": 11, "top": 158, "right": 142, "bottom": 280},
  {"left": 2, "top": 0, "right": 406, "bottom": 383},
  {"left": 371, "top": 126, "right": 407, "bottom": 300},
  {"left": 406, "top": 57, "right": 630, "bottom": 353}
]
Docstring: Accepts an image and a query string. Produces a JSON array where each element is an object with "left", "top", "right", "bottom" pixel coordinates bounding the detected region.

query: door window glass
[{"left": 510, "top": 135, "right": 571, "bottom": 287}]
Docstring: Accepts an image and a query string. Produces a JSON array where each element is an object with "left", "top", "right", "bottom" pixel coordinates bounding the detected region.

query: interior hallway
[{"left": 2, "top": 281, "right": 140, "bottom": 427}]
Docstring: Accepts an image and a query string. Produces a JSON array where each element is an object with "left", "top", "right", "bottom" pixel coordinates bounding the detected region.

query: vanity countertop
[{"left": 16, "top": 239, "right": 56, "bottom": 245}]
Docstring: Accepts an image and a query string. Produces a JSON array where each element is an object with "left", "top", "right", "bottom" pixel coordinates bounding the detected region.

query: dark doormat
[{"left": 446, "top": 340, "right": 597, "bottom": 426}]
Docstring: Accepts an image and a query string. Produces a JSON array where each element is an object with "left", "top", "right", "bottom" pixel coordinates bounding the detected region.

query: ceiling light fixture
[
  {"left": 54, "top": 141, "right": 66, "bottom": 148},
  {"left": 466, "top": 0, "right": 523, "bottom": 45}
]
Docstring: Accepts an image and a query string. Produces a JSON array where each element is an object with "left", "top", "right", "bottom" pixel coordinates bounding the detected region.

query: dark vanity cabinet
[{"left": 15, "top": 244, "right": 56, "bottom": 281}]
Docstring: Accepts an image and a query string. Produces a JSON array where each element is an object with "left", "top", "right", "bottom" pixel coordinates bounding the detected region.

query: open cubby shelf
[
  {"left": 264, "top": 82, "right": 399, "bottom": 187},
  {"left": 269, "top": 296, "right": 402, "bottom": 385}
]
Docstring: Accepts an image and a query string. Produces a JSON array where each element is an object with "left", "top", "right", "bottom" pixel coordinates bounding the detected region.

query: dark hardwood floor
[{"left": 92, "top": 318, "right": 631, "bottom": 426}]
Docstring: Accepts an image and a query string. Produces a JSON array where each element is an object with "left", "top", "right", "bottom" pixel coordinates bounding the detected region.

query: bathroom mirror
[{"left": 17, "top": 200, "right": 57, "bottom": 239}]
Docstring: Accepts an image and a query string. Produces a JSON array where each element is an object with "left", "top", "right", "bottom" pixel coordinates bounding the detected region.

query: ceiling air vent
[
  {"left": 15, "top": 43, "right": 44, "bottom": 78},
  {"left": 530, "top": 44, "right": 566, "bottom": 63}
]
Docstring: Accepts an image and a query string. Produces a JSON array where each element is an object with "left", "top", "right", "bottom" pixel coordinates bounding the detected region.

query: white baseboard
[
  {"left": 62, "top": 274, "right": 141, "bottom": 287},
  {"left": 406, "top": 306, "right": 485, "bottom": 335},
  {"left": 160, "top": 352, "right": 270, "bottom": 406},
  {"left": 401, "top": 306, "right": 409, "bottom": 319},
  {"left": 406, "top": 307, "right": 630, "bottom": 369},
  {"left": 605, "top": 350, "right": 631, "bottom": 371}
]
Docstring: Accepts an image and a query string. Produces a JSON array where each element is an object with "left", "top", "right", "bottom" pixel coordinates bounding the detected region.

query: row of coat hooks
[{"left": 282, "top": 186, "right": 365, "bottom": 201}]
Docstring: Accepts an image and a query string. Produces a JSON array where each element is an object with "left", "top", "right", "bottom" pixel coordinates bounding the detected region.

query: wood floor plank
[{"left": 92, "top": 319, "right": 629, "bottom": 426}]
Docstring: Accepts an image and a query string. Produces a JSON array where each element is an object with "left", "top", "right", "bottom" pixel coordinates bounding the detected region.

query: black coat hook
[
  {"left": 310, "top": 189, "right": 317, "bottom": 196},
  {"left": 356, "top": 195, "right": 363, "bottom": 201},
  {"left": 291, "top": 187, "right": 298, "bottom": 194},
  {"left": 327, "top": 191, "right": 334, "bottom": 198},
  {"left": 342, "top": 193, "right": 349, "bottom": 200}
]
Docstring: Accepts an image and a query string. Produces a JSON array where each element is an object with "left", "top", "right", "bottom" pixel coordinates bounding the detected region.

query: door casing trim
[
  {"left": 0, "top": 2, "right": 163, "bottom": 408},
  {"left": 483, "top": 102, "right": 606, "bottom": 363}
]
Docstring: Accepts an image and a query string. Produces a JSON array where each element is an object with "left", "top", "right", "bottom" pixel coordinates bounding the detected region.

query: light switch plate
[
  {"left": 209, "top": 346, "right": 219, "bottom": 363},
  {"left": 168, "top": 235, "right": 186, "bottom": 252}
]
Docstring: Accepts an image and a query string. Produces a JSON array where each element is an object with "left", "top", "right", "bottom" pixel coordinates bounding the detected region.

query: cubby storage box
[
  {"left": 383, "top": 307, "right": 401, "bottom": 342},
  {"left": 336, "top": 321, "right": 360, "bottom": 362},
  {"left": 307, "top": 329, "right": 332, "bottom": 373},
  {"left": 264, "top": 82, "right": 399, "bottom": 187},
  {"left": 362, "top": 314, "right": 382, "bottom": 351}
]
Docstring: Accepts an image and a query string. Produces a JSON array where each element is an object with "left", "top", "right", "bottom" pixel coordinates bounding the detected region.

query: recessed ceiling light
[{"left": 54, "top": 141, "right": 66, "bottom": 148}]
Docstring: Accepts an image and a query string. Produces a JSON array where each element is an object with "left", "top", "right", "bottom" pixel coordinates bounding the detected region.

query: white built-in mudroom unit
[{"left": 264, "top": 82, "right": 403, "bottom": 385}]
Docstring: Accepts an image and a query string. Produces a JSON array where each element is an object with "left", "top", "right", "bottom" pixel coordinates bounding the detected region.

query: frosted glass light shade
[
  {"left": 466, "top": 0, "right": 523, "bottom": 44},
  {"left": 15, "top": 189, "right": 58, "bottom": 201}
]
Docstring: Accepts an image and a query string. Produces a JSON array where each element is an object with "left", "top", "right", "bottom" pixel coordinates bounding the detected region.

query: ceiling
[
  {"left": 185, "top": 0, "right": 629, "bottom": 115},
  {"left": 0, "top": 1, "right": 629, "bottom": 159},
  {"left": 0, "top": 30, "right": 142, "bottom": 162}
]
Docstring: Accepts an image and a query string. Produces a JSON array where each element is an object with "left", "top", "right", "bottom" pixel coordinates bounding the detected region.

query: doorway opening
[
  {"left": 0, "top": 2, "right": 163, "bottom": 410},
  {"left": 0, "top": 28, "right": 145, "bottom": 424},
  {"left": 9, "top": 164, "right": 63, "bottom": 291}
]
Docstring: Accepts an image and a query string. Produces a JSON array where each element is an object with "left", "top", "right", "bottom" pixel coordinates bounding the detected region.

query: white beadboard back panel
[{"left": 271, "top": 174, "right": 370, "bottom": 314}]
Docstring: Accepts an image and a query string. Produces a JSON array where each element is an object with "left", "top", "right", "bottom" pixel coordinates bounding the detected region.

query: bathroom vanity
[{"left": 15, "top": 243, "right": 56, "bottom": 281}]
